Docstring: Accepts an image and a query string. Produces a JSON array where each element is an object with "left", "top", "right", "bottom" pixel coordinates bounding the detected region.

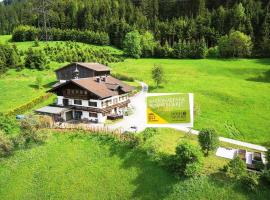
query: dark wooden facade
[
  {"left": 54, "top": 82, "right": 100, "bottom": 100},
  {"left": 55, "top": 63, "right": 110, "bottom": 80}
]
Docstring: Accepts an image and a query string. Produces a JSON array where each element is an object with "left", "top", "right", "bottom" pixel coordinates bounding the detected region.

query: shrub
[
  {"left": 218, "top": 31, "right": 252, "bottom": 58},
  {"left": 0, "top": 113, "right": 19, "bottom": 135},
  {"left": 37, "top": 115, "right": 54, "bottom": 128},
  {"left": 25, "top": 48, "right": 49, "bottom": 70},
  {"left": 198, "top": 128, "right": 219, "bottom": 156},
  {"left": 0, "top": 130, "right": 13, "bottom": 157},
  {"left": 141, "top": 31, "right": 156, "bottom": 57},
  {"left": 169, "top": 142, "right": 203, "bottom": 177},
  {"left": 6, "top": 93, "right": 52, "bottom": 116},
  {"left": 121, "top": 132, "right": 140, "bottom": 148},
  {"left": 12, "top": 25, "right": 39, "bottom": 42},
  {"left": 123, "top": 30, "right": 142, "bottom": 58},
  {"left": 19, "top": 116, "right": 49, "bottom": 146},
  {"left": 35, "top": 75, "right": 43, "bottom": 89},
  {"left": 266, "top": 149, "right": 270, "bottom": 169},
  {"left": 262, "top": 169, "right": 270, "bottom": 183},
  {"left": 141, "top": 128, "right": 157, "bottom": 142},
  {"left": 224, "top": 156, "right": 247, "bottom": 179},
  {"left": 33, "top": 38, "right": 40, "bottom": 47},
  {"left": 0, "top": 43, "right": 21, "bottom": 75},
  {"left": 111, "top": 73, "right": 134, "bottom": 82},
  {"left": 207, "top": 46, "right": 219, "bottom": 58},
  {"left": 12, "top": 26, "right": 109, "bottom": 46},
  {"left": 155, "top": 42, "right": 173, "bottom": 58},
  {"left": 152, "top": 64, "right": 165, "bottom": 88},
  {"left": 241, "top": 172, "right": 260, "bottom": 192}
]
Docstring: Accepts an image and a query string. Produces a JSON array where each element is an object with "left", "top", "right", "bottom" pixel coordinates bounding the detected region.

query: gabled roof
[
  {"left": 55, "top": 62, "right": 110, "bottom": 72},
  {"left": 48, "top": 76, "right": 134, "bottom": 99}
]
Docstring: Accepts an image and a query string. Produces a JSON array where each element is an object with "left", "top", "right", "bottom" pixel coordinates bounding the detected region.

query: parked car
[
  {"left": 16, "top": 115, "right": 25, "bottom": 120},
  {"left": 126, "top": 126, "right": 138, "bottom": 133}
]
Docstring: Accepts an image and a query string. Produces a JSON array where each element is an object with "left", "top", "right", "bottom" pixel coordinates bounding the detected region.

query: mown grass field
[
  {"left": 0, "top": 62, "right": 63, "bottom": 113},
  {"left": 0, "top": 131, "right": 269, "bottom": 200},
  {"left": 111, "top": 59, "right": 270, "bottom": 146},
  {"left": 0, "top": 35, "right": 269, "bottom": 145}
]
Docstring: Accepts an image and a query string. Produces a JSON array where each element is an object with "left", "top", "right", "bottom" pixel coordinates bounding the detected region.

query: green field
[
  {"left": 0, "top": 62, "right": 63, "bottom": 113},
  {"left": 0, "top": 35, "right": 270, "bottom": 145},
  {"left": 111, "top": 59, "right": 270, "bottom": 146},
  {"left": 0, "top": 131, "right": 269, "bottom": 200}
]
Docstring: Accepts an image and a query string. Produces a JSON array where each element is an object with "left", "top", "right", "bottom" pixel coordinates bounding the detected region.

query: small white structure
[
  {"left": 216, "top": 147, "right": 267, "bottom": 170},
  {"left": 216, "top": 147, "right": 237, "bottom": 159}
]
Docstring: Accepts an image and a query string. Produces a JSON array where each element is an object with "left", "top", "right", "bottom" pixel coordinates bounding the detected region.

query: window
[
  {"left": 113, "top": 98, "right": 118, "bottom": 104},
  {"left": 67, "top": 89, "right": 70, "bottom": 95},
  {"left": 89, "top": 112, "right": 98, "bottom": 118},
  {"left": 89, "top": 101, "right": 97, "bottom": 107},
  {"left": 74, "top": 99, "right": 82, "bottom": 105}
]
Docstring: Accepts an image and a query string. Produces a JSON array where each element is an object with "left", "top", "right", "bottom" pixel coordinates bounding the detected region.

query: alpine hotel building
[{"left": 36, "top": 63, "right": 134, "bottom": 123}]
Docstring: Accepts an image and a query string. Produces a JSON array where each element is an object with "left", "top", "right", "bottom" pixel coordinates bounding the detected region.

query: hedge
[
  {"left": 12, "top": 25, "right": 110, "bottom": 46},
  {"left": 111, "top": 73, "right": 135, "bottom": 82},
  {"left": 5, "top": 93, "right": 53, "bottom": 117}
]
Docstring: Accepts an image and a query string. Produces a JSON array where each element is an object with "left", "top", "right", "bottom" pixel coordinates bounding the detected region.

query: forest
[{"left": 0, "top": 0, "right": 270, "bottom": 58}]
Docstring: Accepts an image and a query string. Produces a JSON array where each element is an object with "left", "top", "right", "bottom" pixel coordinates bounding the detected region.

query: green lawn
[
  {"left": 0, "top": 131, "right": 269, "bottom": 200},
  {"left": 0, "top": 62, "right": 64, "bottom": 113},
  {"left": 111, "top": 59, "right": 270, "bottom": 146}
]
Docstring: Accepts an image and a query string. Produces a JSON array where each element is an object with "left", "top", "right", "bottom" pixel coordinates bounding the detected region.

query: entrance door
[
  {"left": 65, "top": 111, "right": 73, "bottom": 121},
  {"left": 74, "top": 111, "right": 82, "bottom": 120}
]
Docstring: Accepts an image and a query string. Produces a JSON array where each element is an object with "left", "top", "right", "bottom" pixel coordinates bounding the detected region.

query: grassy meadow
[
  {"left": 0, "top": 35, "right": 269, "bottom": 145},
  {"left": 111, "top": 59, "right": 270, "bottom": 146},
  {"left": 0, "top": 62, "right": 62, "bottom": 113},
  {"left": 0, "top": 131, "right": 269, "bottom": 200}
]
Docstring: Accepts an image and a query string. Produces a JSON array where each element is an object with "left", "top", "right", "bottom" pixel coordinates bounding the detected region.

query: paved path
[
  {"left": 109, "top": 81, "right": 148, "bottom": 132},
  {"left": 111, "top": 81, "right": 267, "bottom": 152}
]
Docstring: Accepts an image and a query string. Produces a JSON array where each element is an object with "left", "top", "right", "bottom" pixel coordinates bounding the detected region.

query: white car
[{"left": 126, "top": 126, "right": 138, "bottom": 133}]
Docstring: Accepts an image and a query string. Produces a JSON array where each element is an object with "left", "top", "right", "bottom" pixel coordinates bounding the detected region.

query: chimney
[{"left": 101, "top": 76, "right": 106, "bottom": 82}]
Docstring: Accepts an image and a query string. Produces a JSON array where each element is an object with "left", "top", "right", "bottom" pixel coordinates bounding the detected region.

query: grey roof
[{"left": 35, "top": 106, "right": 70, "bottom": 114}]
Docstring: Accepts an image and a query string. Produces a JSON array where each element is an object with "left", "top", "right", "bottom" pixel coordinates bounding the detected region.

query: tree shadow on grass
[
  {"left": 28, "top": 84, "right": 39, "bottom": 89},
  {"left": 28, "top": 81, "right": 58, "bottom": 90},
  {"left": 106, "top": 143, "right": 177, "bottom": 200},
  {"left": 246, "top": 69, "right": 270, "bottom": 83},
  {"left": 209, "top": 171, "right": 270, "bottom": 200},
  {"left": 43, "top": 81, "right": 58, "bottom": 89},
  {"left": 75, "top": 134, "right": 177, "bottom": 200},
  {"left": 66, "top": 134, "right": 270, "bottom": 200},
  {"left": 148, "top": 85, "right": 164, "bottom": 92}
]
